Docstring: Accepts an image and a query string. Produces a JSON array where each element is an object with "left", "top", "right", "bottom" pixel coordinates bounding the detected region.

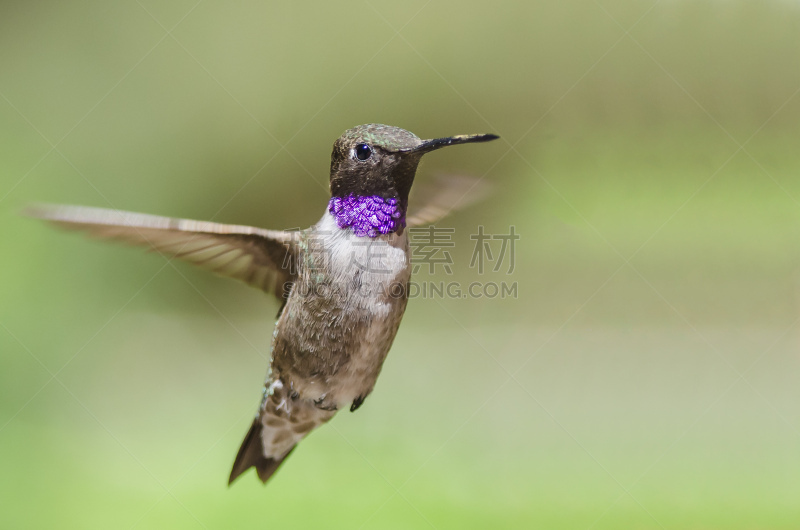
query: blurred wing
[
  {"left": 406, "top": 174, "right": 491, "bottom": 227},
  {"left": 26, "top": 204, "right": 299, "bottom": 299}
]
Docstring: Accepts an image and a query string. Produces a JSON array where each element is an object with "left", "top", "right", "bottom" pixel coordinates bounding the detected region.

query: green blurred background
[{"left": 2, "top": 0, "right": 800, "bottom": 528}]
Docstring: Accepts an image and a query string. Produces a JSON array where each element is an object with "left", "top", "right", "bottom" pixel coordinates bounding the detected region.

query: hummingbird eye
[{"left": 355, "top": 143, "right": 372, "bottom": 161}]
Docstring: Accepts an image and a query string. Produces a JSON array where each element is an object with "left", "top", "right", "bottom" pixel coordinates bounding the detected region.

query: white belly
[{"left": 314, "top": 213, "right": 411, "bottom": 405}]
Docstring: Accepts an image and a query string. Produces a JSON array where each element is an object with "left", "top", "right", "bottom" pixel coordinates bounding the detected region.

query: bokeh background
[{"left": 2, "top": 0, "right": 800, "bottom": 528}]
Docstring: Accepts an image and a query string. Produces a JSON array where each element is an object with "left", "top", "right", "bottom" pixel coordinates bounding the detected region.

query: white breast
[
  {"left": 316, "top": 212, "right": 410, "bottom": 308},
  {"left": 313, "top": 212, "right": 412, "bottom": 406}
]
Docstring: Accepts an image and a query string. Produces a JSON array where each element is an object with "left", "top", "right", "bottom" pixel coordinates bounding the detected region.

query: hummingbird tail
[{"left": 228, "top": 419, "right": 295, "bottom": 485}]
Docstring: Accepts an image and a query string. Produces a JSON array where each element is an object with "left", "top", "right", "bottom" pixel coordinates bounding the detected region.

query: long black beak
[{"left": 406, "top": 133, "right": 499, "bottom": 154}]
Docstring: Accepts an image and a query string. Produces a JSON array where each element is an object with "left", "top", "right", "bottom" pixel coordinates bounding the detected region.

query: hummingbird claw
[
  {"left": 350, "top": 395, "right": 366, "bottom": 412},
  {"left": 313, "top": 395, "right": 338, "bottom": 411}
]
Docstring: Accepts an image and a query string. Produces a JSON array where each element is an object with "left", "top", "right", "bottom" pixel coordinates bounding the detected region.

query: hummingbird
[{"left": 27, "top": 124, "right": 499, "bottom": 485}]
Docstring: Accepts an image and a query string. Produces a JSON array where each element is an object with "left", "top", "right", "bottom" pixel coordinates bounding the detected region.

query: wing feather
[
  {"left": 25, "top": 204, "right": 300, "bottom": 300},
  {"left": 406, "top": 174, "right": 491, "bottom": 228}
]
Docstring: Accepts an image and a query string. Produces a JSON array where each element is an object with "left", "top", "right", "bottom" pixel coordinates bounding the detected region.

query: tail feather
[{"left": 229, "top": 419, "right": 295, "bottom": 485}]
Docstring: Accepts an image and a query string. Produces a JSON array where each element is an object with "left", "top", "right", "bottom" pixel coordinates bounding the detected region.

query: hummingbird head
[{"left": 328, "top": 123, "right": 498, "bottom": 203}]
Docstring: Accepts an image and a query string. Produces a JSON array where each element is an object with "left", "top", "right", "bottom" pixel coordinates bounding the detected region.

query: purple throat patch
[{"left": 328, "top": 195, "right": 406, "bottom": 237}]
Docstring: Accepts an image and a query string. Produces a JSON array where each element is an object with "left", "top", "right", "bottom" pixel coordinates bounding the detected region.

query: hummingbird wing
[
  {"left": 406, "top": 174, "right": 491, "bottom": 227},
  {"left": 25, "top": 204, "right": 299, "bottom": 299}
]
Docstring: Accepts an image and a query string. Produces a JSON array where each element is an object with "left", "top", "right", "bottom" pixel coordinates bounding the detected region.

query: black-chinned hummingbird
[{"left": 27, "top": 124, "right": 498, "bottom": 484}]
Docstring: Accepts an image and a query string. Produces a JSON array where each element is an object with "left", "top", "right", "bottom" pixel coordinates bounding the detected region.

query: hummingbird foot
[
  {"left": 313, "top": 394, "right": 338, "bottom": 411},
  {"left": 350, "top": 395, "right": 366, "bottom": 412}
]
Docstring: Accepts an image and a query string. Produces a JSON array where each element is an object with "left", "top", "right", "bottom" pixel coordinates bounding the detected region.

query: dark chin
[
  {"left": 329, "top": 155, "right": 421, "bottom": 202},
  {"left": 392, "top": 156, "right": 421, "bottom": 203}
]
